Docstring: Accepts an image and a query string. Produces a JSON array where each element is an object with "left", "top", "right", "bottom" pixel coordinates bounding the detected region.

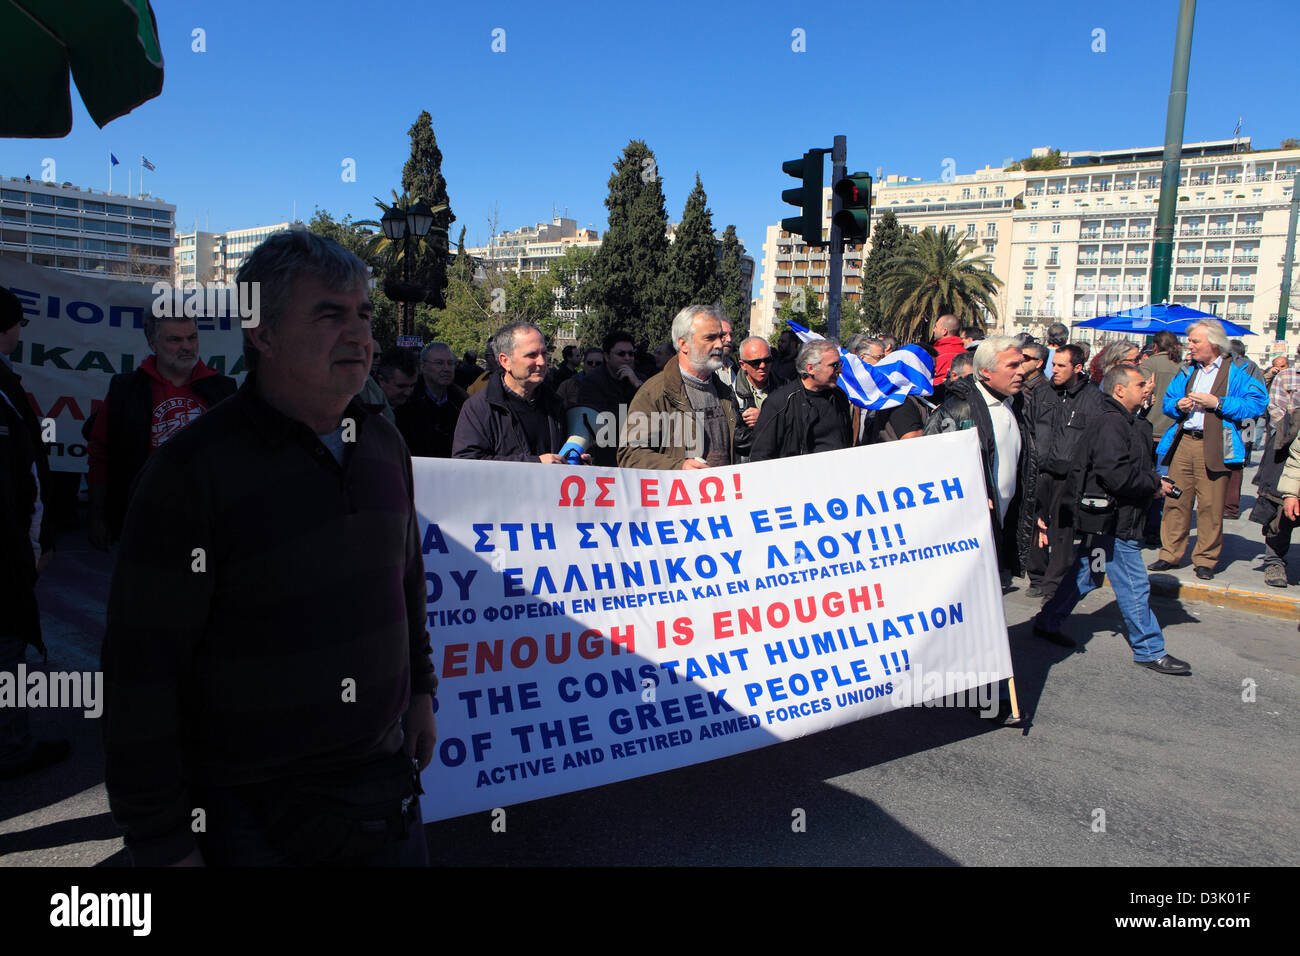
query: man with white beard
[{"left": 617, "top": 305, "right": 737, "bottom": 469}]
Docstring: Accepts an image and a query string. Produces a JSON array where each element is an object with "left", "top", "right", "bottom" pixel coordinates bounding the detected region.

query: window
[
  {"left": 1047, "top": 273, "right": 1057, "bottom": 291},
  {"left": 1029, "top": 223, "right": 1038, "bottom": 236},
  {"left": 30, "top": 232, "right": 56, "bottom": 246},
  {"left": 995, "top": 186, "right": 1004, "bottom": 197},
  {"left": 1052, "top": 221, "right": 1061, "bottom": 234},
  {"left": 82, "top": 201, "right": 105, "bottom": 213},
  {"left": 978, "top": 187, "right": 987, "bottom": 198},
  {"left": 55, "top": 196, "right": 78, "bottom": 209},
  {"left": 30, "top": 212, "right": 55, "bottom": 227},
  {"left": 30, "top": 194, "right": 54, "bottom": 207},
  {"left": 56, "top": 215, "right": 78, "bottom": 229},
  {"left": 83, "top": 220, "right": 106, "bottom": 233},
  {"left": 1051, "top": 200, "right": 1060, "bottom": 209},
  {"left": 0, "top": 209, "right": 24, "bottom": 223},
  {"left": 0, "top": 189, "right": 25, "bottom": 202},
  {"left": 1024, "top": 274, "right": 1034, "bottom": 290}
]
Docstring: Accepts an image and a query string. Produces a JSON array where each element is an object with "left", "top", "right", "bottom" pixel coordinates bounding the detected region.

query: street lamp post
[{"left": 381, "top": 198, "right": 436, "bottom": 339}]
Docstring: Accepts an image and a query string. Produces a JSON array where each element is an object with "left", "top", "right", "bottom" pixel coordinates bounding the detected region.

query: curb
[{"left": 1143, "top": 574, "right": 1300, "bottom": 621}]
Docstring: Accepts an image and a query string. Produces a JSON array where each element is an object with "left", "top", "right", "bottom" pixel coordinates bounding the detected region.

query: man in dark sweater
[
  {"left": 750, "top": 339, "right": 852, "bottom": 461},
  {"left": 102, "top": 230, "right": 437, "bottom": 866}
]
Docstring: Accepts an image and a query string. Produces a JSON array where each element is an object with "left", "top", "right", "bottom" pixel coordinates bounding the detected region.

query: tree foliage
[
  {"left": 581, "top": 140, "right": 672, "bottom": 347},
  {"left": 666, "top": 174, "right": 720, "bottom": 310},
  {"left": 1280, "top": 137, "right": 1300, "bottom": 149},
  {"left": 400, "top": 111, "right": 455, "bottom": 308},
  {"left": 860, "top": 210, "right": 905, "bottom": 333},
  {"left": 717, "top": 225, "right": 748, "bottom": 339},
  {"left": 878, "top": 228, "right": 1003, "bottom": 343}
]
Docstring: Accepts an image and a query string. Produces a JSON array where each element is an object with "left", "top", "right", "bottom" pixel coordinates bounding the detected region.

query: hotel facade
[{"left": 756, "top": 140, "right": 1300, "bottom": 357}]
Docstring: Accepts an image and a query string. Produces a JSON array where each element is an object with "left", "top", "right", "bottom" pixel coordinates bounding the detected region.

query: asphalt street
[{"left": 2, "top": 528, "right": 1296, "bottom": 867}]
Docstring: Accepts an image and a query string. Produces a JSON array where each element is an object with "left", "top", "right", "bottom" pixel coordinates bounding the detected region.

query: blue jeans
[
  {"left": 0, "top": 633, "right": 36, "bottom": 772},
  {"left": 1036, "top": 535, "right": 1167, "bottom": 662}
]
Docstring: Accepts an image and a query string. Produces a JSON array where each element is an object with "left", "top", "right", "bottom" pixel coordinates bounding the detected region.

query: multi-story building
[
  {"left": 0, "top": 175, "right": 176, "bottom": 282},
  {"left": 755, "top": 139, "right": 1300, "bottom": 355},
  {"left": 174, "top": 221, "right": 302, "bottom": 285}
]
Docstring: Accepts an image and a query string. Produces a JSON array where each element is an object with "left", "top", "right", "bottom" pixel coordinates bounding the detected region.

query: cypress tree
[
  {"left": 717, "top": 225, "right": 748, "bottom": 338},
  {"left": 861, "top": 209, "right": 905, "bottom": 333},
  {"left": 401, "top": 110, "right": 455, "bottom": 309},
  {"left": 581, "top": 140, "right": 672, "bottom": 346},
  {"left": 666, "top": 174, "right": 720, "bottom": 310}
]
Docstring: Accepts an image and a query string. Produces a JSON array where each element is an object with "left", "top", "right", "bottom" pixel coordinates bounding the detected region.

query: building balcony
[
  {"left": 1015, "top": 309, "right": 1034, "bottom": 318},
  {"left": 1129, "top": 230, "right": 1151, "bottom": 239},
  {"left": 1079, "top": 231, "right": 1101, "bottom": 240},
  {"left": 1206, "top": 226, "right": 1234, "bottom": 236},
  {"left": 1204, "top": 254, "right": 1229, "bottom": 263},
  {"left": 1023, "top": 259, "right": 1037, "bottom": 267},
  {"left": 1233, "top": 254, "right": 1259, "bottom": 264},
  {"left": 1078, "top": 256, "right": 1099, "bottom": 265},
  {"left": 1229, "top": 284, "right": 1255, "bottom": 292},
  {"left": 1238, "top": 225, "right": 1262, "bottom": 234},
  {"left": 1179, "top": 229, "right": 1203, "bottom": 237},
  {"left": 1068, "top": 185, "right": 1088, "bottom": 194},
  {"left": 1100, "top": 256, "right": 1124, "bottom": 265},
  {"left": 1025, "top": 189, "right": 1044, "bottom": 197},
  {"left": 1176, "top": 257, "right": 1201, "bottom": 265},
  {"left": 1046, "top": 258, "right": 1059, "bottom": 267},
  {"left": 1125, "top": 256, "right": 1149, "bottom": 265}
]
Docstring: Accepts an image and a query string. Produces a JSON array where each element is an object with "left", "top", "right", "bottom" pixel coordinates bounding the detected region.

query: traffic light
[
  {"left": 781, "top": 149, "right": 826, "bottom": 246},
  {"left": 833, "top": 172, "right": 872, "bottom": 243}
]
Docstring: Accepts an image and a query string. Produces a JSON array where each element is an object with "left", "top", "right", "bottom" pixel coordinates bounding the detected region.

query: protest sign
[
  {"left": 0, "top": 259, "right": 247, "bottom": 472},
  {"left": 414, "top": 430, "right": 1012, "bottom": 821}
]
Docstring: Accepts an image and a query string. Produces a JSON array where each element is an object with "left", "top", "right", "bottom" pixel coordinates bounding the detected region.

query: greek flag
[
  {"left": 786, "top": 320, "right": 934, "bottom": 410},
  {"left": 141, "top": 156, "right": 156, "bottom": 171}
]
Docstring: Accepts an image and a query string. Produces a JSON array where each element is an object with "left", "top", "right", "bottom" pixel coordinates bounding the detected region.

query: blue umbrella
[{"left": 1072, "top": 303, "right": 1253, "bottom": 336}]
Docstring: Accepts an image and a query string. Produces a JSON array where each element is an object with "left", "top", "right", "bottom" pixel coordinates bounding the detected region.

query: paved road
[{"left": 2, "top": 526, "right": 1296, "bottom": 867}]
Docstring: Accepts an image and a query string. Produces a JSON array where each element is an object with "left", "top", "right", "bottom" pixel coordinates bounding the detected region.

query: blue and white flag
[
  {"left": 786, "top": 320, "right": 934, "bottom": 410},
  {"left": 110, "top": 153, "right": 120, "bottom": 166},
  {"left": 141, "top": 156, "right": 156, "bottom": 171}
]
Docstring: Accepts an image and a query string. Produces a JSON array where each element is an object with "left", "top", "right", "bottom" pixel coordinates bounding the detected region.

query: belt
[{"left": 1182, "top": 428, "right": 1204, "bottom": 439}]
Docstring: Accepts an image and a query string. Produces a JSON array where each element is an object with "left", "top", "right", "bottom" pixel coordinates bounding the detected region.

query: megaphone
[{"left": 559, "top": 405, "right": 599, "bottom": 463}]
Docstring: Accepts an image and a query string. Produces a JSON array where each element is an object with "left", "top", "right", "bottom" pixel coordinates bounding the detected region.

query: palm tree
[{"left": 879, "top": 228, "right": 1003, "bottom": 343}]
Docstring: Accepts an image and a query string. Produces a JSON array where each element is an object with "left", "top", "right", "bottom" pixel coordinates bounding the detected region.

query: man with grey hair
[
  {"left": 619, "top": 305, "right": 736, "bottom": 469},
  {"left": 1034, "top": 363, "right": 1189, "bottom": 673},
  {"left": 924, "top": 335, "right": 1038, "bottom": 576},
  {"left": 1149, "top": 319, "right": 1268, "bottom": 579},
  {"left": 396, "top": 342, "right": 467, "bottom": 458},
  {"left": 103, "top": 229, "right": 437, "bottom": 865},
  {"left": 878, "top": 334, "right": 898, "bottom": 355},
  {"left": 453, "top": 322, "right": 569, "bottom": 462},
  {"left": 751, "top": 338, "right": 852, "bottom": 461}
]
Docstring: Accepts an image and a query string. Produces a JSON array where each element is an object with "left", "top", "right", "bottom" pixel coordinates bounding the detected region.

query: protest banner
[
  {"left": 0, "top": 259, "right": 247, "bottom": 472},
  {"left": 414, "top": 430, "right": 1013, "bottom": 821}
]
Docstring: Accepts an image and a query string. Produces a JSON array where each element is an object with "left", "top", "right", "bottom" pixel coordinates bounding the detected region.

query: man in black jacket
[
  {"left": 1032, "top": 363, "right": 1190, "bottom": 674},
  {"left": 1026, "top": 343, "right": 1108, "bottom": 598},
  {"left": 750, "top": 339, "right": 852, "bottom": 462},
  {"left": 452, "top": 322, "right": 569, "bottom": 463},
  {"left": 732, "top": 336, "right": 780, "bottom": 462},
  {"left": 396, "top": 342, "right": 467, "bottom": 458},
  {"left": 1, "top": 286, "right": 68, "bottom": 779},
  {"left": 922, "top": 336, "right": 1037, "bottom": 577}
]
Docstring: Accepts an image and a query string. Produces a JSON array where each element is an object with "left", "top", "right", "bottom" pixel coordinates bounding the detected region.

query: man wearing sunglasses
[
  {"left": 750, "top": 339, "right": 852, "bottom": 462},
  {"left": 732, "top": 336, "right": 779, "bottom": 462}
]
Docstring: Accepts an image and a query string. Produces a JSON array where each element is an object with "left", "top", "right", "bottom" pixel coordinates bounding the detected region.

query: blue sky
[{"left": 2, "top": 0, "right": 1296, "bottom": 267}]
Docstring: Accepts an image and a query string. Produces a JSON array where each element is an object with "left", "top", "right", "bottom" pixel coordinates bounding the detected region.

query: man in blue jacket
[{"left": 1148, "top": 319, "right": 1268, "bottom": 580}]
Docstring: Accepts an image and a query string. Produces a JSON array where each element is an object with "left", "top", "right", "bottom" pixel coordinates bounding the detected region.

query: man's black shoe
[
  {"left": 1025, "top": 584, "right": 1043, "bottom": 598},
  {"left": 1136, "top": 655, "right": 1191, "bottom": 676},
  {"left": 1147, "top": 559, "right": 1177, "bottom": 571},
  {"left": 0, "top": 739, "right": 71, "bottom": 780},
  {"left": 1032, "top": 621, "right": 1076, "bottom": 648},
  {"left": 1194, "top": 566, "right": 1214, "bottom": 580}
]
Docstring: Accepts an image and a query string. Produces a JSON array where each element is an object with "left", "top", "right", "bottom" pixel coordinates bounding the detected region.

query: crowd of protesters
[{"left": 1, "top": 229, "right": 1294, "bottom": 865}]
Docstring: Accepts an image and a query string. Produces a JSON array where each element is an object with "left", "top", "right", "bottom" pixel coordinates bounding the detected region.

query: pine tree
[
  {"left": 861, "top": 210, "right": 905, "bottom": 334},
  {"left": 581, "top": 140, "right": 672, "bottom": 346},
  {"left": 666, "top": 174, "right": 720, "bottom": 310},
  {"left": 717, "top": 225, "right": 748, "bottom": 339},
  {"left": 401, "top": 111, "right": 455, "bottom": 309}
]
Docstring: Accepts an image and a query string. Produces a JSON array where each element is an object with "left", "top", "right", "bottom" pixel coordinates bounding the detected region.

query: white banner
[
  {"left": 414, "top": 431, "right": 1012, "bottom": 821},
  {"left": 0, "top": 259, "right": 247, "bottom": 473}
]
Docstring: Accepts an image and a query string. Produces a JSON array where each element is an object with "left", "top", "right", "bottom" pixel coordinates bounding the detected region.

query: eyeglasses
[
  {"left": 587, "top": 360, "right": 604, "bottom": 367},
  {"left": 741, "top": 357, "right": 772, "bottom": 367}
]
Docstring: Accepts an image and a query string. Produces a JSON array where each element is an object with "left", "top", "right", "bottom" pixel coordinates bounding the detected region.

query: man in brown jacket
[{"left": 617, "top": 305, "right": 737, "bottom": 469}]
